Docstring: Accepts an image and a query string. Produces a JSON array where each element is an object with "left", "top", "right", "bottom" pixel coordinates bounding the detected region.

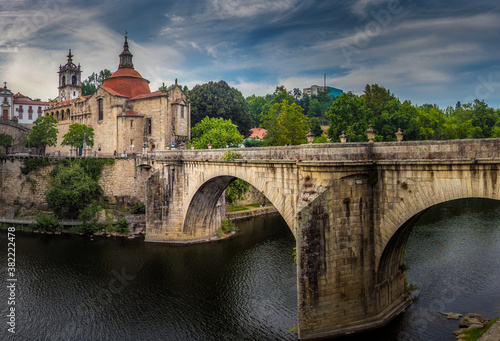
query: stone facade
[
  {"left": 45, "top": 36, "right": 190, "bottom": 157},
  {"left": 143, "top": 138, "right": 500, "bottom": 339}
]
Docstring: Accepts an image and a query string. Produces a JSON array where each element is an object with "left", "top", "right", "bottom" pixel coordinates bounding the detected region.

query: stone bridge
[{"left": 145, "top": 139, "right": 500, "bottom": 340}]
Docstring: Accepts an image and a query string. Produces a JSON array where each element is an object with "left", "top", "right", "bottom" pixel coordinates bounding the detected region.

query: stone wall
[
  {"left": 0, "top": 120, "right": 30, "bottom": 154},
  {"left": 0, "top": 157, "right": 149, "bottom": 210}
]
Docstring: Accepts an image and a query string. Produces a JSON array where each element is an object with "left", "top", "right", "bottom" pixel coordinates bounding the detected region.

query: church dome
[
  {"left": 103, "top": 68, "right": 150, "bottom": 98},
  {"left": 101, "top": 35, "right": 151, "bottom": 98}
]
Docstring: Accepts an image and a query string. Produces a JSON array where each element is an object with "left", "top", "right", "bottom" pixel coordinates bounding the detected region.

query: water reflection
[{"left": 0, "top": 214, "right": 297, "bottom": 341}]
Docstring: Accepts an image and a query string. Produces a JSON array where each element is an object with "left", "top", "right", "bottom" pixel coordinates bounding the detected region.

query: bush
[
  {"left": 46, "top": 163, "right": 102, "bottom": 219},
  {"left": 221, "top": 219, "right": 238, "bottom": 234},
  {"left": 132, "top": 202, "right": 146, "bottom": 214},
  {"left": 35, "top": 212, "right": 61, "bottom": 232},
  {"left": 116, "top": 217, "right": 129, "bottom": 234}
]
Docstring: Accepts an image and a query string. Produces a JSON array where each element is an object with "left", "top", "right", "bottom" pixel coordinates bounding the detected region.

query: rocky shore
[{"left": 440, "top": 312, "right": 499, "bottom": 340}]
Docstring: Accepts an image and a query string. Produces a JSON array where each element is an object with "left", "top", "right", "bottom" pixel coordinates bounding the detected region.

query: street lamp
[
  {"left": 395, "top": 128, "right": 404, "bottom": 142},
  {"left": 339, "top": 131, "right": 347, "bottom": 143},
  {"left": 365, "top": 124, "right": 375, "bottom": 143},
  {"left": 306, "top": 130, "right": 315, "bottom": 144}
]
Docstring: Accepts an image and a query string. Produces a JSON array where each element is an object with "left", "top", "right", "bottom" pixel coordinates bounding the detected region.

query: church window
[
  {"left": 130, "top": 120, "right": 134, "bottom": 128},
  {"left": 98, "top": 98, "right": 103, "bottom": 120},
  {"left": 62, "top": 75, "right": 66, "bottom": 85},
  {"left": 72, "top": 75, "right": 77, "bottom": 86},
  {"left": 146, "top": 118, "right": 152, "bottom": 135},
  {"left": 180, "top": 105, "right": 184, "bottom": 118}
]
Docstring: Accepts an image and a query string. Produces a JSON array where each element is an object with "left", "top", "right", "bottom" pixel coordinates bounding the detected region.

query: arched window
[
  {"left": 62, "top": 75, "right": 66, "bottom": 85},
  {"left": 72, "top": 75, "right": 77, "bottom": 86}
]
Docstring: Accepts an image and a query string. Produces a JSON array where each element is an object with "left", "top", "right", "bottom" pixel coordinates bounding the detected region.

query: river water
[{"left": 1, "top": 199, "right": 500, "bottom": 340}]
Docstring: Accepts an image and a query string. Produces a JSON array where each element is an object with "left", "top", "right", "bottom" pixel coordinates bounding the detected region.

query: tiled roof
[
  {"left": 51, "top": 98, "right": 76, "bottom": 108},
  {"left": 249, "top": 128, "right": 267, "bottom": 139},
  {"left": 129, "top": 91, "right": 163, "bottom": 101},
  {"left": 14, "top": 99, "right": 53, "bottom": 106},
  {"left": 100, "top": 86, "right": 128, "bottom": 98}
]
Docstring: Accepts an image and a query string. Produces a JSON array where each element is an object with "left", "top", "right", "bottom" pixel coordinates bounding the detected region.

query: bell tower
[{"left": 58, "top": 49, "right": 82, "bottom": 102}]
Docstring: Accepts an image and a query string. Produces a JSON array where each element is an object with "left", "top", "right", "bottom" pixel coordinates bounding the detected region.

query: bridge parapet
[{"left": 146, "top": 138, "right": 500, "bottom": 163}]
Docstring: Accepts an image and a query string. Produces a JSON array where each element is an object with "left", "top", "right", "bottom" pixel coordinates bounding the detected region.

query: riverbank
[
  {"left": 0, "top": 203, "right": 278, "bottom": 241},
  {"left": 226, "top": 204, "right": 278, "bottom": 221}
]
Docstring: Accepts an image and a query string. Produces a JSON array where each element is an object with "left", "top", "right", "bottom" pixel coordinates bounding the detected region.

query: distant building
[
  {"left": 303, "top": 85, "right": 343, "bottom": 99},
  {"left": 45, "top": 35, "right": 190, "bottom": 156},
  {"left": 0, "top": 82, "right": 53, "bottom": 124},
  {"left": 248, "top": 128, "right": 267, "bottom": 139}
]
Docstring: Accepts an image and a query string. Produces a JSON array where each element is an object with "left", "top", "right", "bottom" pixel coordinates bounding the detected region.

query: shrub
[
  {"left": 46, "top": 163, "right": 102, "bottom": 219},
  {"left": 35, "top": 212, "right": 61, "bottom": 232},
  {"left": 132, "top": 202, "right": 146, "bottom": 214},
  {"left": 116, "top": 217, "right": 129, "bottom": 234}
]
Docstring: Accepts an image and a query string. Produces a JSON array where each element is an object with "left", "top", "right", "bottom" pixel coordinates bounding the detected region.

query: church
[{"left": 45, "top": 35, "right": 190, "bottom": 156}]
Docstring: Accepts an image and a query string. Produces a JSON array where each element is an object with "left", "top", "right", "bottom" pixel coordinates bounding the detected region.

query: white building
[{"left": 0, "top": 82, "right": 53, "bottom": 125}]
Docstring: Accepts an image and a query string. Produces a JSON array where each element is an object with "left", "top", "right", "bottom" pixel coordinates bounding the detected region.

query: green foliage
[
  {"left": 225, "top": 179, "right": 250, "bottom": 204},
  {"left": 61, "top": 123, "right": 95, "bottom": 149},
  {"left": 217, "top": 218, "right": 238, "bottom": 236},
  {"left": 261, "top": 100, "right": 309, "bottom": 146},
  {"left": 326, "top": 93, "right": 371, "bottom": 142},
  {"left": 116, "top": 217, "right": 129, "bottom": 234},
  {"left": 20, "top": 157, "right": 52, "bottom": 175},
  {"left": 26, "top": 116, "right": 58, "bottom": 154},
  {"left": 459, "top": 317, "right": 499, "bottom": 341},
  {"left": 246, "top": 95, "right": 268, "bottom": 127},
  {"left": 35, "top": 212, "right": 61, "bottom": 232},
  {"left": 309, "top": 117, "right": 323, "bottom": 137},
  {"left": 73, "top": 158, "right": 114, "bottom": 181},
  {"left": 189, "top": 80, "right": 252, "bottom": 136},
  {"left": 192, "top": 117, "right": 244, "bottom": 149},
  {"left": 243, "top": 138, "right": 263, "bottom": 148},
  {"left": 78, "top": 202, "right": 102, "bottom": 225},
  {"left": 222, "top": 151, "right": 241, "bottom": 161},
  {"left": 132, "top": 202, "right": 146, "bottom": 214},
  {"left": 46, "top": 163, "right": 102, "bottom": 219},
  {"left": 0, "top": 133, "right": 13, "bottom": 148},
  {"left": 314, "top": 134, "right": 329, "bottom": 144},
  {"left": 81, "top": 69, "right": 112, "bottom": 96}
]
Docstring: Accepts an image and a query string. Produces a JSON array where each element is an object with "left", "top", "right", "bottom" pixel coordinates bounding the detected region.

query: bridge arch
[
  {"left": 376, "top": 166, "right": 500, "bottom": 304},
  {"left": 181, "top": 162, "right": 298, "bottom": 238}
]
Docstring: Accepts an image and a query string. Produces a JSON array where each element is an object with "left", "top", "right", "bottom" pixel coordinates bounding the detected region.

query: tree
[
  {"left": 81, "top": 69, "right": 112, "bottom": 96},
  {"left": 191, "top": 117, "right": 243, "bottom": 149},
  {"left": 326, "top": 93, "right": 371, "bottom": 142},
  {"left": 261, "top": 100, "right": 309, "bottom": 146},
  {"left": 46, "top": 163, "right": 102, "bottom": 219},
  {"left": 0, "top": 133, "right": 13, "bottom": 156},
  {"left": 309, "top": 117, "right": 323, "bottom": 137},
  {"left": 246, "top": 95, "right": 268, "bottom": 127},
  {"left": 61, "top": 123, "right": 94, "bottom": 152},
  {"left": 25, "top": 115, "right": 58, "bottom": 154},
  {"left": 362, "top": 84, "right": 397, "bottom": 117},
  {"left": 189, "top": 80, "right": 252, "bottom": 136}
]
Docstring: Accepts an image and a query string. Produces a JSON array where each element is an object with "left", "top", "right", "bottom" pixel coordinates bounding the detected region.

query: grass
[
  {"left": 461, "top": 317, "right": 499, "bottom": 341},
  {"left": 226, "top": 203, "right": 272, "bottom": 212}
]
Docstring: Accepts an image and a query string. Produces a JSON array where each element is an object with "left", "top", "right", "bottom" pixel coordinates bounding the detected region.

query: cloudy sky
[{"left": 1, "top": 0, "right": 500, "bottom": 108}]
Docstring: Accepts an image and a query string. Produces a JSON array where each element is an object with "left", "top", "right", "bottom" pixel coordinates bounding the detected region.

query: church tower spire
[
  {"left": 58, "top": 49, "right": 82, "bottom": 102},
  {"left": 119, "top": 32, "right": 134, "bottom": 69}
]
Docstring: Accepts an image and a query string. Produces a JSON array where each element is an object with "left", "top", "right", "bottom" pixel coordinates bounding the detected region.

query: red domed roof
[{"left": 102, "top": 68, "right": 150, "bottom": 99}]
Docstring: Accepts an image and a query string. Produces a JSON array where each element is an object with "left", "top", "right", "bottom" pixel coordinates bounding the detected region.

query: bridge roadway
[{"left": 144, "top": 139, "right": 500, "bottom": 340}]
